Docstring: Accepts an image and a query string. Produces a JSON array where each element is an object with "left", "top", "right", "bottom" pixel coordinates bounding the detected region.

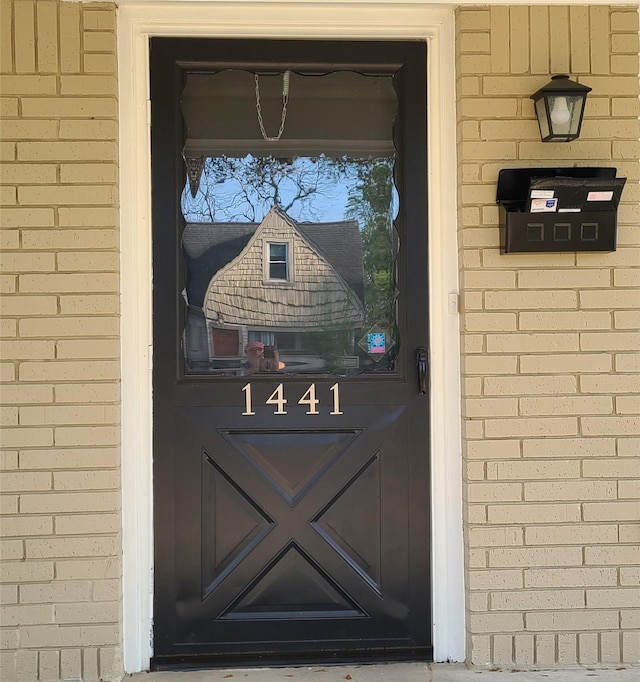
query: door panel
[{"left": 151, "top": 38, "right": 430, "bottom": 667}]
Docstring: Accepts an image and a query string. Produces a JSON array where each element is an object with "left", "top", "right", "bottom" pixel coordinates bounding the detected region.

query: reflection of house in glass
[{"left": 183, "top": 208, "right": 365, "bottom": 373}]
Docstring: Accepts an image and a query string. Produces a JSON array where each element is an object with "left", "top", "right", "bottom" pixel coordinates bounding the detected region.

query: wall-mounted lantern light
[{"left": 530, "top": 75, "right": 591, "bottom": 142}]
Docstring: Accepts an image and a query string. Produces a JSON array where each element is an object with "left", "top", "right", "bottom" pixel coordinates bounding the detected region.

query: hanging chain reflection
[{"left": 255, "top": 71, "right": 290, "bottom": 142}]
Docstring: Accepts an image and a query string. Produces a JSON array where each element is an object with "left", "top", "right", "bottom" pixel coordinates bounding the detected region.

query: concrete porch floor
[{"left": 127, "top": 663, "right": 636, "bottom": 682}]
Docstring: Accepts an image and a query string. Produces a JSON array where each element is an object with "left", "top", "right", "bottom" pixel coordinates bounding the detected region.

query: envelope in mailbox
[{"left": 527, "top": 176, "right": 626, "bottom": 213}]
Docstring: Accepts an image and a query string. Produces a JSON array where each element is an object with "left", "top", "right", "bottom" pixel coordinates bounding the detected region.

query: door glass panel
[{"left": 180, "top": 70, "right": 399, "bottom": 376}]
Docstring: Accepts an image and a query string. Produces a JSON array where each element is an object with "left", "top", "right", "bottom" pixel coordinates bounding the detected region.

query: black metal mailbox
[{"left": 496, "top": 167, "right": 625, "bottom": 253}]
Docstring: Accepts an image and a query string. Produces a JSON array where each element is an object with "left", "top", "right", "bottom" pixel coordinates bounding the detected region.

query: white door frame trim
[{"left": 118, "top": 1, "right": 463, "bottom": 672}]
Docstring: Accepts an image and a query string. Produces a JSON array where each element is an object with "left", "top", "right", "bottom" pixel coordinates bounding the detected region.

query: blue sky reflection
[{"left": 181, "top": 155, "right": 398, "bottom": 225}]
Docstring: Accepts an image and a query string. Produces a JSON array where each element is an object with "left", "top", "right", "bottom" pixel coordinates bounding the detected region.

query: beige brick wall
[
  {"left": 0, "top": 2, "right": 122, "bottom": 681},
  {"left": 457, "top": 5, "right": 640, "bottom": 667}
]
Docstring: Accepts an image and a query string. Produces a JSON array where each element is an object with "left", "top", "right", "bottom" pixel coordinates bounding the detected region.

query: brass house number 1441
[{"left": 242, "top": 383, "right": 343, "bottom": 416}]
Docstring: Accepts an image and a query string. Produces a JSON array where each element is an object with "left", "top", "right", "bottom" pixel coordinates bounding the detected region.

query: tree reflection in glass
[{"left": 181, "top": 153, "right": 398, "bottom": 376}]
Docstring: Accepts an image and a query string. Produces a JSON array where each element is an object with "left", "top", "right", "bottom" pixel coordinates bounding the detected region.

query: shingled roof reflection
[{"left": 182, "top": 218, "right": 365, "bottom": 309}]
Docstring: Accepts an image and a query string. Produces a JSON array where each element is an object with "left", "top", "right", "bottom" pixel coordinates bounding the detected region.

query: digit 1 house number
[{"left": 242, "top": 383, "right": 343, "bottom": 416}]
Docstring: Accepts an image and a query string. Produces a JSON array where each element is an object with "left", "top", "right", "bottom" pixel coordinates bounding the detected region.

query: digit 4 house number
[{"left": 242, "top": 383, "right": 343, "bottom": 416}]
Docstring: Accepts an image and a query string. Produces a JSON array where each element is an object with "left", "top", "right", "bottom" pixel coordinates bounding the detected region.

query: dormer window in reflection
[{"left": 266, "top": 240, "right": 292, "bottom": 283}]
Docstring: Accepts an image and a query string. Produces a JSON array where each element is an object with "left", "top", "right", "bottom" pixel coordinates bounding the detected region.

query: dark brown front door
[{"left": 151, "top": 38, "right": 431, "bottom": 668}]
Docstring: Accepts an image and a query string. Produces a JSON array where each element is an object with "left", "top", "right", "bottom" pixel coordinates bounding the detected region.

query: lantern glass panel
[
  {"left": 549, "top": 94, "right": 585, "bottom": 139},
  {"left": 535, "top": 98, "right": 550, "bottom": 139}
]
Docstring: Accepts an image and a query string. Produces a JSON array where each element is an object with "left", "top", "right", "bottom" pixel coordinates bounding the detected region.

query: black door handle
[{"left": 416, "top": 347, "right": 428, "bottom": 395}]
